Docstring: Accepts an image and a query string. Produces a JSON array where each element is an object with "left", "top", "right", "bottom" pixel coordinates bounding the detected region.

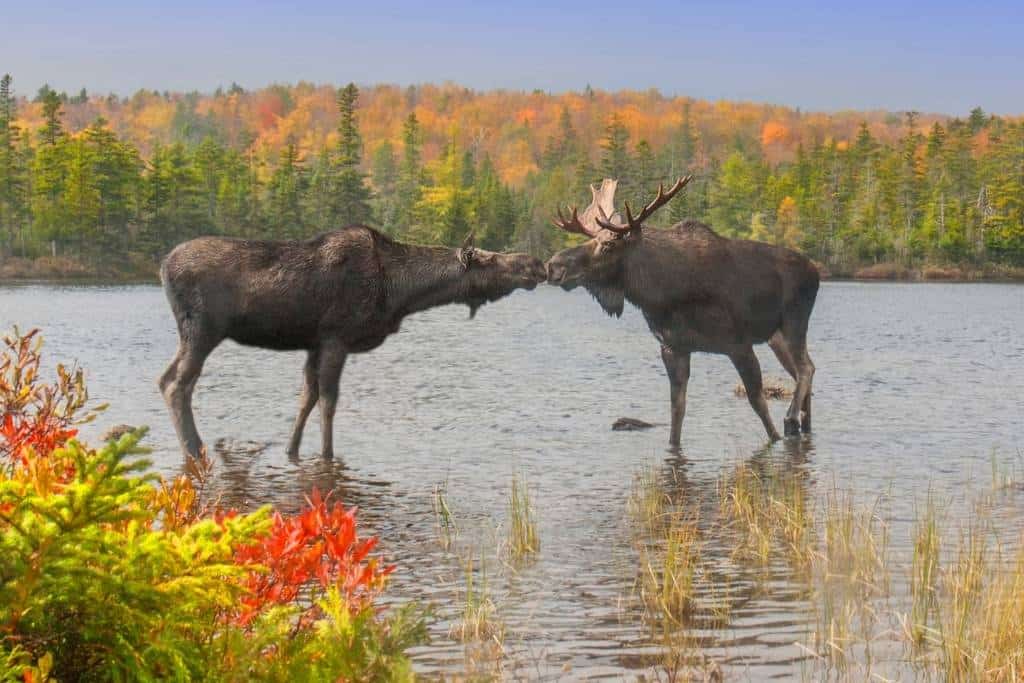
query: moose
[
  {"left": 546, "top": 178, "right": 820, "bottom": 445},
  {"left": 159, "top": 226, "right": 546, "bottom": 459}
]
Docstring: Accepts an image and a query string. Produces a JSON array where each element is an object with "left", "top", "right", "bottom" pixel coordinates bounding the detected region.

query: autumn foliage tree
[{"left": 1, "top": 74, "right": 1023, "bottom": 270}]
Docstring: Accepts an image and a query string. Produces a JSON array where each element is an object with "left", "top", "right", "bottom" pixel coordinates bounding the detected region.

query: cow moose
[
  {"left": 546, "top": 178, "right": 819, "bottom": 445},
  {"left": 159, "top": 226, "right": 546, "bottom": 459}
]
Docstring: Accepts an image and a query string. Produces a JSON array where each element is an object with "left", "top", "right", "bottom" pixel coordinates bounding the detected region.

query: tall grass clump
[
  {"left": 909, "top": 493, "right": 941, "bottom": 647},
  {"left": 637, "top": 514, "right": 702, "bottom": 627},
  {"left": 507, "top": 474, "right": 539, "bottom": 560},
  {"left": 628, "top": 462, "right": 671, "bottom": 534},
  {"left": 432, "top": 480, "right": 458, "bottom": 550},
  {"left": 717, "top": 462, "right": 815, "bottom": 573},
  {"left": 813, "top": 487, "right": 889, "bottom": 675},
  {"left": 903, "top": 508, "right": 1024, "bottom": 681},
  {"left": 449, "top": 555, "right": 504, "bottom": 644}
]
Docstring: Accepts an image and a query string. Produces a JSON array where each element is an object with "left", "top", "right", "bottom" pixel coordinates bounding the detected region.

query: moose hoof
[{"left": 784, "top": 418, "right": 801, "bottom": 436}]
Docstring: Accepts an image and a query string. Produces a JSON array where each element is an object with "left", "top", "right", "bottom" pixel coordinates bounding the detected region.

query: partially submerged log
[
  {"left": 733, "top": 377, "right": 793, "bottom": 400},
  {"left": 612, "top": 417, "right": 657, "bottom": 431}
]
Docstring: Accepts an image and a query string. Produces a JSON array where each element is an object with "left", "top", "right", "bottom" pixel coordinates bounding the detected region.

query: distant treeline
[{"left": 0, "top": 75, "right": 1022, "bottom": 269}]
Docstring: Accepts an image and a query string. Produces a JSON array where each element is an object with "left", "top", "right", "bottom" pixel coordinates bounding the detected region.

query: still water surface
[{"left": 2, "top": 282, "right": 1023, "bottom": 679}]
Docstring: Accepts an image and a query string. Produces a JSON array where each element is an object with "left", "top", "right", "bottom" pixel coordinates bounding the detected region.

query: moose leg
[
  {"left": 768, "top": 331, "right": 802, "bottom": 436},
  {"left": 789, "top": 342, "right": 815, "bottom": 434},
  {"left": 161, "top": 341, "right": 214, "bottom": 458},
  {"left": 730, "top": 347, "right": 781, "bottom": 442},
  {"left": 286, "top": 349, "right": 320, "bottom": 457},
  {"left": 316, "top": 346, "right": 348, "bottom": 460},
  {"left": 661, "top": 345, "right": 691, "bottom": 446}
]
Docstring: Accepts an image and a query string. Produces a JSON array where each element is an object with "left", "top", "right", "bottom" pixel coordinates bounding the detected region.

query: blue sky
[{"left": 4, "top": 0, "right": 1023, "bottom": 114}]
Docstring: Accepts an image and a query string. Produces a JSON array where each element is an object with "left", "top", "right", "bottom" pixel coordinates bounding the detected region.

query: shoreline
[{"left": 2, "top": 257, "right": 1023, "bottom": 286}]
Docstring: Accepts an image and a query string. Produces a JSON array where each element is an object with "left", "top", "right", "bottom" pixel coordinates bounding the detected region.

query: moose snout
[
  {"left": 508, "top": 254, "right": 547, "bottom": 289},
  {"left": 546, "top": 261, "right": 565, "bottom": 284},
  {"left": 545, "top": 255, "right": 571, "bottom": 285},
  {"left": 524, "top": 258, "right": 547, "bottom": 283}
]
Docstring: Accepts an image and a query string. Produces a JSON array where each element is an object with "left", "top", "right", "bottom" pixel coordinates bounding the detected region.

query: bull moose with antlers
[
  {"left": 160, "top": 227, "right": 546, "bottom": 459},
  {"left": 546, "top": 177, "right": 819, "bottom": 444}
]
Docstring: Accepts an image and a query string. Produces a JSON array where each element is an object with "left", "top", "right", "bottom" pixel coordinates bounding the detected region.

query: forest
[{"left": 0, "top": 75, "right": 1022, "bottom": 278}]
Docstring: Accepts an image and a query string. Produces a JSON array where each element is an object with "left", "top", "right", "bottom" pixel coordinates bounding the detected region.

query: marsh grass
[
  {"left": 638, "top": 513, "right": 702, "bottom": 626},
  {"left": 450, "top": 555, "right": 504, "bottom": 644},
  {"left": 909, "top": 493, "right": 941, "bottom": 648},
  {"left": 813, "top": 488, "right": 889, "bottom": 676},
  {"left": 717, "top": 462, "right": 815, "bottom": 574},
  {"left": 622, "top": 457, "right": 1024, "bottom": 681},
  {"left": 903, "top": 510, "right": 1024, "bottom": 682},
  {"left": 629, "top": 463, "right": 672, "bottom": 534},
  {"left": 990, "top": 449, "right": 1024, "bottom": 492},
  {"left": 432, "top": 481, "right": 458, "bottom": 550},
  {"left": 507, "top": 474, "right": 540, "bottom": 561}
]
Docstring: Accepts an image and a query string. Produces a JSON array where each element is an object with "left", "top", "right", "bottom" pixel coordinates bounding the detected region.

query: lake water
[{"left": 2, "top": 281, "right": 1023, "bottom": 679}]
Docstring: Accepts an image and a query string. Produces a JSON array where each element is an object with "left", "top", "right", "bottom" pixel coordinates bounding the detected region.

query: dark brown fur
[{"left": 160, "top": 225, "right": 546, "bottom": 458}]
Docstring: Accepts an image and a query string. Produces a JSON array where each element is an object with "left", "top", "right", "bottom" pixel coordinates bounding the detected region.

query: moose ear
[{"left": 461, "top": 230, "right": 476, "bottom": 250}]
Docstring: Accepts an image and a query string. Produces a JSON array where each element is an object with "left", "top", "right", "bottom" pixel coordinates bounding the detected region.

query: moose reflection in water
[
  {"left": 159, "top": 226, "right": 546, "bottom": 459},
  {"left": 546, "top": 177, "right": 820, "bottom": 444}
]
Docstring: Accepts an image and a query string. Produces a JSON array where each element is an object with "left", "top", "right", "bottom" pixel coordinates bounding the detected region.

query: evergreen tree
[
  {"left": 267, "top": 136, "right": 306, "bottom": 238},
  {"left": 31, "top": 91, "right": 68, "bottom": 253},
  {"left": 39, "top": 90, "right": 65, "bottom": 146},
  {"left": 631, "top": 139, "right": 660, "bottom": 217},
  {"left": 896, "top": 112, "right": 924, "bottom": 262},
  {"left": 0, "top": 74, "right": 27, "bottom": 254},
  {"left": 331, "top": 83, "right": 372, "bottom": 225},
  {"left": 709, "top": 151, "right": 760, "bottom": 238},
  {"left": 600, "top": 114, "right": 631, "bottom": 183},
  {"left": 671, "top": 100, "right": 698, "bottom": 177},
  {"left": 542, "top": 107, "right": 577, "bottom": 170},
  {"left": 395, "top": 112, "right": 424, "bottom": 233},
  {"left": 371, "top": 141, "right": 399, "bottom": 234}
]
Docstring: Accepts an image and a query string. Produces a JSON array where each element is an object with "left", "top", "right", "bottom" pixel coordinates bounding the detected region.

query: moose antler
[
  {"left": 552, "top": 178, "right": 620, "bottom": 238},
  {"left": 595, "top": 175, "right": 693, "bottom": 233},
  {"left": 552, "top": 206, "right": 596, "bottom": 237}
]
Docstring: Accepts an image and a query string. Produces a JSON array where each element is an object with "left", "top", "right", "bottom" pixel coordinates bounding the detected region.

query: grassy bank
[
  {"left": 823, "top": 261, "right": 1024, "bottom": 282},
  {"left": 0, "top": 253, "right": 160, "bottom": 283},
  {"left": 3, "top": 253, "right": 1024, "bottom": 286}
]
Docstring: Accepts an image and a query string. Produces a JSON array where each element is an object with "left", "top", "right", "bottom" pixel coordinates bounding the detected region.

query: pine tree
[
  {"left": 709, "top": 151, "right": 760, "bottom": 238},
  {"left": 600, "top": 114, "right": 631, "bottom": 182},
  {"left": 542, "top": 107, "right": 577, "bottom": 170},
  {"left": 631, "top": 139, "right": 660, "bottom": 217},
  {"left": 267, "top": 136, "right": 306, "bottom": 238},
  {"left": 39, "top": 90, "right": 64, "bottom": 146},
  {"left": 0, "top": 74, "right": 27, "bottom": 254},
  {"left": 371, "top": 141, "right": 398, "bottom": 234},
  {"left": 394, "top": 112, "right": 424, "bottom": 233},
  {"left": 896, "top": 111, "right": 924, "bottom": 263},
  {"left": 671, "top": 100, "right": 698, "bottom": 177},
  {"left": 31, "top": 91, "right": 68, "bottom": 253},
  {"left": 331, "top": 83, "right": 372, "bottom": 226},
  {"left": 83, "top": 117, "right": 140, "bottom": 254}
]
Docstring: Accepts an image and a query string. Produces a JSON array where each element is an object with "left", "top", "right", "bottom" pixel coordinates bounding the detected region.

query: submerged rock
[
  {"left": 214, "top": 437, "right": 268, "bottom": 456},
  {"left": 101, "top": 424, "right": 136, "bottom": 441},
  {"left": 612, "top": 417, "right": 657, "bottom": 431}
]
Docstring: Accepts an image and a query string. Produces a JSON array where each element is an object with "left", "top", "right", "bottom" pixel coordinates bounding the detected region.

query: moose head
[
  {"left": 545, "top": 176, "right": 692, "bottom": 315},
  {"left": 454, "top": 230, "right": 547, "bottom": 317}
]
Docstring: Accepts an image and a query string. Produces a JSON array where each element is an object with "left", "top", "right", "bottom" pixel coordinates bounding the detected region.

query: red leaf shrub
[{"left": 233, "top": 488, "right": 394, "bottom": 627}]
